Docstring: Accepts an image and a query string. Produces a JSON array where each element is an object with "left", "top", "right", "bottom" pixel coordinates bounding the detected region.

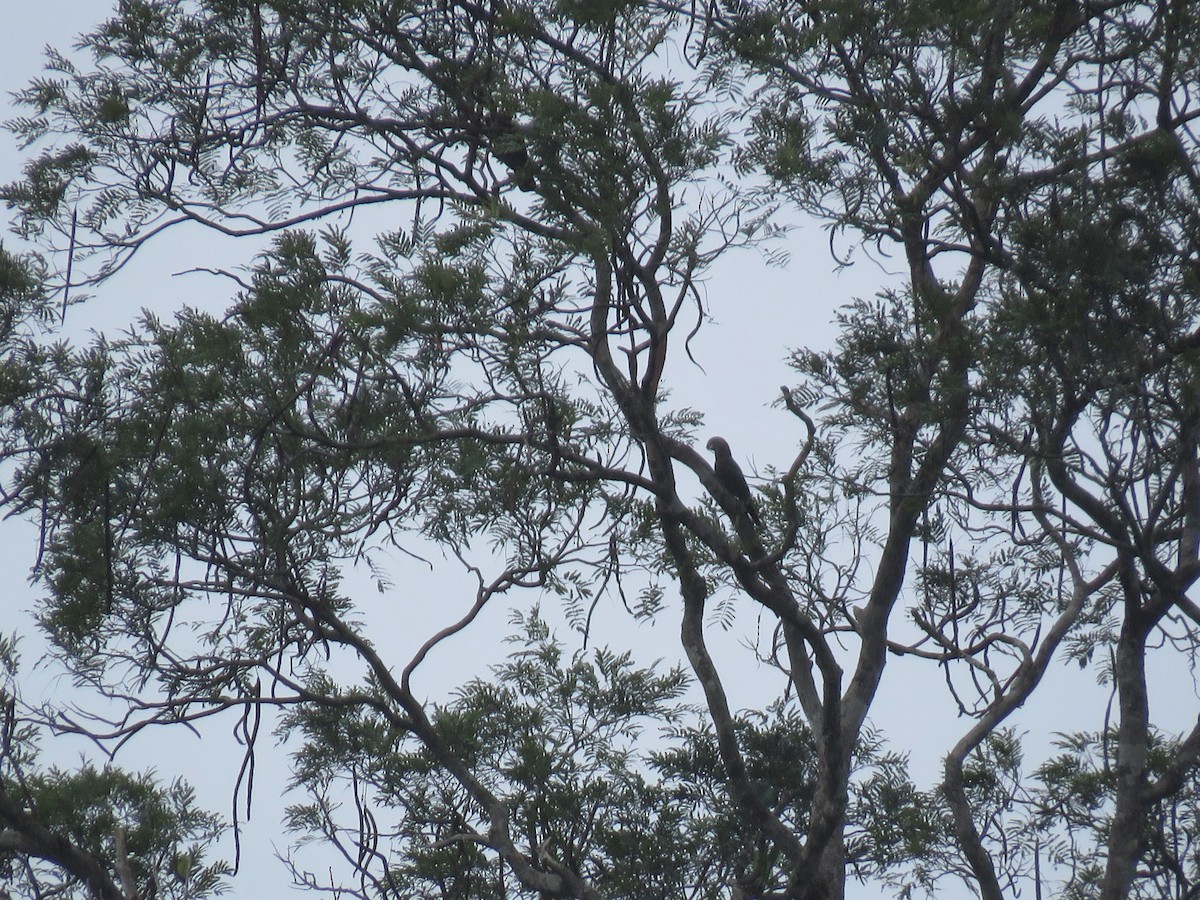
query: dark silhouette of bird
[
  {"left": 706, "top": 436, "right": 761, "bottom": 526},
  {"left": 484, "top": 111, "right": 534, "bottom": 190}
]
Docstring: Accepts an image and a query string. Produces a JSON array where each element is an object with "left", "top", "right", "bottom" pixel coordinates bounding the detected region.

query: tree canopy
[{"left": 3, "top": 1, "right": 1200, "bottom": 898}]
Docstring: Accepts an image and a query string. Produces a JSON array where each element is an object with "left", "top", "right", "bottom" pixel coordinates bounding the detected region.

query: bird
[
  {"left": 484, "top": 111, "right": 534, "bottom": 189},
  {"left": 706, "top": 436, "right": 761, "bottom": 526}
]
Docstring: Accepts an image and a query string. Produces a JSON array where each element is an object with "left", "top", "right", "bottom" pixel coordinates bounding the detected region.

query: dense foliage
[{"left": 3, "top": 1, "right": 1200, "bottom": 898}]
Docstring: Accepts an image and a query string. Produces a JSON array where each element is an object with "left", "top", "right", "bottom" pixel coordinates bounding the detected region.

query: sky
[{"left": 4, "top": 4, "right": 1198, "bottom": 900}]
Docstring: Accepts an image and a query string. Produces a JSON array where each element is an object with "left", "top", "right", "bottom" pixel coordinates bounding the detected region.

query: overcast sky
[{"left": 5, "top": 5, "right": 1199, "bottom": 900}]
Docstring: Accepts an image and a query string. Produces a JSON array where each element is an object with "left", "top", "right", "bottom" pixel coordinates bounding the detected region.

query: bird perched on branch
[{"left": 706, "top": 436, "right": 761, "bottom": 526}]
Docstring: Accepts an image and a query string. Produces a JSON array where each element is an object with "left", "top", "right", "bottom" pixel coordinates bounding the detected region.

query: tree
[
  {"left": 2, "top": 1, "right": 1200, "bottom": 898},
  {"left": 0, "top": 634, "right": 227, "bottom": 900}
]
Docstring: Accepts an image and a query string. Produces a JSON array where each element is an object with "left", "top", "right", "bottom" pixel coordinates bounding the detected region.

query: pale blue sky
[{"left": 5, "top": 5, "right": 1192, "bottom": 900}]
